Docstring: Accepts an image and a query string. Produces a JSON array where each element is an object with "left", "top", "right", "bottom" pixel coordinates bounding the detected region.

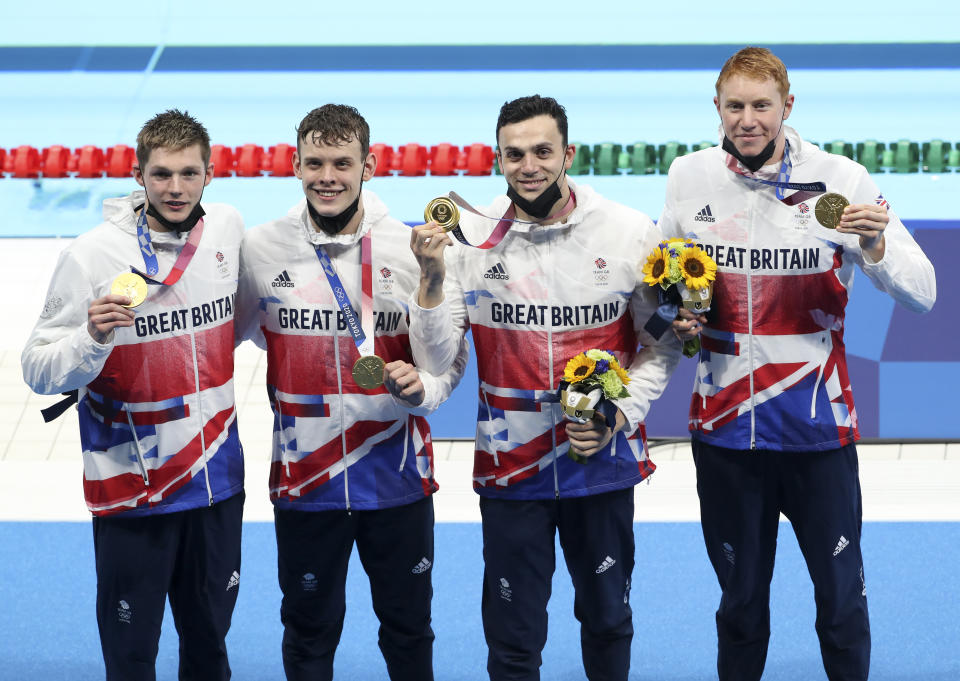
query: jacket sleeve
[
  {"left": 618, "top": 216, "right": 683, "bottom": 432},
  {"left": 21, "top": 247, "right": 115, "bottom": 395},
  {"left": 395, "top": 330, "right": 470, "bottom": 416},
  {"left": 235, "top": 233, "right": 268, "bottom": 351},
  {"left": 848, "top": 169, "right": 936, "bottom": 313},
  {"left": 407, "top": 247, "right": 469, "bottom": 376},
  {"left": 657, "top": 171, "right": 685, "bottom": 240}
]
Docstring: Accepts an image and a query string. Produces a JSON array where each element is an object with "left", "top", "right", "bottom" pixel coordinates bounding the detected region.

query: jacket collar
[{"left": 103, "top": 190, "right": 190, "bottom": 246}]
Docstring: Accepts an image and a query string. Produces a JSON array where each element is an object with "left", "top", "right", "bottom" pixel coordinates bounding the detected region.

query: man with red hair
[{"left": 661, "top": 47, "right": 936, "bottom": 681}]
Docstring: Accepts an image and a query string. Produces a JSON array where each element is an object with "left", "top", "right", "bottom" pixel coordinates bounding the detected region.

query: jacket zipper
[
  {"left": 276, "top": 399, "right": 291, "bottom": 477},
  {"left": 334, "top": 324, "right": 350, "bottom": 511},
  {"left": 480, "top": 389, "right": 499, "bottom": 467},
  {"left": 398, "top": 416, "right": 410, "bottom": 472},
  {"left": 810, "top": 342, "right": 825, "bottom": 419},
  {"left": 189, "top": 324, "right": 213, "bottom": 505},
  {"left": 747, "top": 191, "right": 757, "bottom": 450},
  {"left": 546, "top": 237, "right": 559, "bottom": 499},
  {"left": 125, "top": 407, "right": 150, "bottom": 486}
]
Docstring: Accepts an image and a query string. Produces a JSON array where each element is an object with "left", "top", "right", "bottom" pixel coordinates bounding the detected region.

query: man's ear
[{"left": 362, "top": 151, "right": 378, "bottom": 181}]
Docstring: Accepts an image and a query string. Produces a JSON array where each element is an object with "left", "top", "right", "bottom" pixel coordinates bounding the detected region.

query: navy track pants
[
  {"left": 92, "top": 491, "right": 244, "bottom": 681},
  {"left": 274, "top": 495, "right": 435, "bottom": 681},
  {"left": 479, "top": 487, "right": 635, "bottom": 681},
  {"left": 693, "top": 440, "right": 870, "bottom": 681}
]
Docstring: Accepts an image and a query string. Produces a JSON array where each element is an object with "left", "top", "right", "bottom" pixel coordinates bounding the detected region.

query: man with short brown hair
[
  {"left": 410, "top": 95, "right": 679, "bottom": 681},
  {"left": 23, "top": 108, "right": 245, "bottom": 680},
  {"left": 235, "top": 103, "right": 466, "bottom": 681}
]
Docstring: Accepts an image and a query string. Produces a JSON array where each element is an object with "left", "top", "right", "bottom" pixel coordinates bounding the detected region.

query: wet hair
[
  {"left": 296, "top": 104, "right": 370, "bottom": 157},
  {"left": 496, "top": 95, "right": 568, "bottom": 147},
  {"left": 136, "top": 109, "right": 211, "bottom": 167},
  {"left": 716, "top": 47, "right": 790, "bottom": 99}
]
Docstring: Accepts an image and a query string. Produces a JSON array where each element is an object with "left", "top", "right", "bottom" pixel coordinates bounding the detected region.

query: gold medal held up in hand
[
  {"left": 110, "top": 272, "right": 148, "bottom": 308},
  {"left": 352, "top": 355, "right": 386, "bottom": 390},
  {"left": 424, "top": 197, "right": 460, "bottom": 233},
  {"left": 815, "top": 193, "right": 850, "bottom": 230}
]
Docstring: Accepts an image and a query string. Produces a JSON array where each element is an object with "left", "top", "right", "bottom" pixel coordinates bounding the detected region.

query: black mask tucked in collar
[
  {"left": 721, "top": 135, "right": 777, "bottom": 173},
  {"left": 306, "top": 191, "right": 362, "bottom": 235},
  {"left": 136, "top": 201, "right": 206, "bottom": 235},
  {"left": 506, "top": 169, "right": 566, "bottom": 220}
]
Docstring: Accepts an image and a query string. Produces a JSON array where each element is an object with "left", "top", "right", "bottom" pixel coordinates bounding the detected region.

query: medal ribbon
[
  {"left": 444, "top": 190, "right": 576, "bottom": 249},
  {"left": 45, "top": 209, "right": 204, "bottom": 425},
  {"left": 725, "top": 139, "right": 826, "bottom": 206},
  {"left": 134, "top": 208, "right": 205, "bottom": 285},
  {"left": 313, "top": 231, "right": 375, "bottom": 358}
]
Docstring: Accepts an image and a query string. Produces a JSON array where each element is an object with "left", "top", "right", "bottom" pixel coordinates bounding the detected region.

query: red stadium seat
[
  {"left": 11, "top": 145, "right": 41, "bottom": 178},
  {"left": 105, "top": 144, "right": 136, "bottom": 178},
  {"left": 462, "top": 143, "right": 494, "bottom": 176},
  {"left": 209, "top": 145, "right": 235, "bottom": 177},
  {"left": 74, "top": 146, "right": 105, "bottom": 178},
  {"left": 0, "top": 148, "right": 6, "bottom": 177},
  {"left": 429, "top": 143, "right": 458, "bottom": 176},
  {"left": 234, "top": 144, "right": 264, "bottom": 177},
  {"left": 370, "top": 143, "right": 395, "bottom": 176},
  {"left": 396, "top": 144, "right": 428, "bottom": 176},
  {"left": 265, "top": 144, "right": 296, "bottom": 177},
  {"left": 41, "top": 146, "right": 73, "bottom": 178}
]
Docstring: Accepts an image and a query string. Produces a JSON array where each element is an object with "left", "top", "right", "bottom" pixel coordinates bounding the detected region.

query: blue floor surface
[{"left": 0, "top": 522, "right": 957, "bottom": 680}]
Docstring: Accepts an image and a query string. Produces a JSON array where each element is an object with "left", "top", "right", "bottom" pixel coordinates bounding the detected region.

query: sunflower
[
  {"left": 678, "top": 246, "right": 717, "bottom": 291},
  {"left": 563, "top": 354, "right": 596, "bottom": 383},
  {"left": 642, "top": 247, "right": 670, "bottom": 287},
  {"left": 609, "top": 358, "right": 631, "bottom": 386}
]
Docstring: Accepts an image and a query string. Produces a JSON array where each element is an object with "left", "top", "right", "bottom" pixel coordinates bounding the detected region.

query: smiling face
[
  {"left": 715, "top": 74, "right": 794, "bottom": 163},
  {"left": 293, "top": 134, "right": 376, "bottom": 234},
  {"left": 496, "top": 114, "right": 575, "bottom": 221},
  {"left": 133, "top": 144, "right": 212, "bottom": 231}
]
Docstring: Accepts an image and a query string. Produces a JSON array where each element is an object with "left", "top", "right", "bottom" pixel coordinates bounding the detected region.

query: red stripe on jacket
[
  {"left": 693, "top": 361, "right": 814, "bottom": 430},
  {"left": 89, "top": 322, "right": 235, "bottom": 402},
  {"left": 264, "top": 329, "right": 412, "bottom": 396},
  {"left": 269, "top": 418, "right": 397, "bottom": 499},
  {"left": 471, "top": 313, "right": 636, "bottom": 390},
  {"left": 711, "top": 268, "right": 848, "bottom": 336},
  {"left": 83, "top": 404, "right": 235, "bottom": 514},
  {"left": 473, "top": 421, "right": 568, "bottom": 487}
]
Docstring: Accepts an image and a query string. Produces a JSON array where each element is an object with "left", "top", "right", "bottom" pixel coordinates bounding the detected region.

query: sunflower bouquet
[
  {"left": 558, "top": 349, "right": 630, "bottom": 464},
  {"left": 641, "top": 237, "right": 718, "bottom": 357}
]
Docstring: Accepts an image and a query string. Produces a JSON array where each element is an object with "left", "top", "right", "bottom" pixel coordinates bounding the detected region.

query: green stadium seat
[
  {"left": 591, "top": 143, "right": 622, "bottom": 175},
  {"left": 569, "top": 142, "right": 591, "bottom": 175},
  {"left": 921, "top": 140, "right": 951, "bottom": 173},
  {"left": 880, "top": 149, "right": 896, "bottom": 172},
  {"left": 947, "top": 148, "right": 960, "bottom": 172},
  {"left": 856, "top": 140, "right": 885, "bottom": 174},
  {"left": 693, "top": 141, "right": 715, "bottom": 152},
  {"left": 826, "top": 140, "right": 854, "bottom": 159},
  {"left": 625, "top": 142, "right": 656, "bottom": 175},
  {"left": 657, "top": 141, "right": 688, "bottom": 175},
  {"left": 890, "top": 139, "right": 919, "bottom": 173}
]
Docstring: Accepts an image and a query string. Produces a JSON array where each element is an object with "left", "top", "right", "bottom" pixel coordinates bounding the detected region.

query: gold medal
[
  {"left": 424, "top": 197, "right": 460, "bottom": 233},
  {"left": 352, "top": 354, "right": 386, "bottom": 390},
  {"left": 815, "top": 193, "right": 850, "bottom": 230},
  {"left": 110, "top": 272, "right": 148, "bottom": 308}
]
